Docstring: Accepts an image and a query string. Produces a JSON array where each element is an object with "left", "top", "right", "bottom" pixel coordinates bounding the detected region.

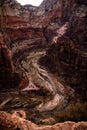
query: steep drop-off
[
  {"left": 39, "top": 0, "right": 87, "bottom": 100},
  {"left": 0, "top": 0, "right": 87, "bottom": 127}
]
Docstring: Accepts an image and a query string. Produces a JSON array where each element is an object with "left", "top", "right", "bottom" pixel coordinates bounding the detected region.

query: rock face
[
  {"left": 0, "top": 0, "right": 31, "bottom": 90},
  {"left": 39, "top": 0, "right": 87, "bottom": 100},
  {"left": 0, "top": 111, "right": 87, "bottom": 130},
  {"left": 36, "top": 0, "right": 58, "bottom": 16},
  {"left": 0, "top": 0, "right": 47, "bottom": 90},
  {"left": 0, "top": 0, "right": 87, "bottom": 127},
  {"left": 0, "top": 1, "right": 30, "bottom": 28},
  {"left": 0, "top": 32, "right": 21, "bottom": 90},
  {"left": 24, "top": 4, "right": 37, "bottom": 13}
]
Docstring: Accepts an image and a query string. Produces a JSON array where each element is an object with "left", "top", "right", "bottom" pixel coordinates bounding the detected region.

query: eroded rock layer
[
  {"left": 39, "top": 0, "right": 87, "bottom": 100},
  {"left": 0, "top": 0, "right": 87, "bottom": 127}
]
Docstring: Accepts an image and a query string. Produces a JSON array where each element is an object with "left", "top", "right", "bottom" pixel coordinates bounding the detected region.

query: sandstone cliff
[
  {"left": 39, "top": 0, "right": 87, "bottom": 100},
  {"left": 0, "top": 0, "right": 87, "bottom": 127}
]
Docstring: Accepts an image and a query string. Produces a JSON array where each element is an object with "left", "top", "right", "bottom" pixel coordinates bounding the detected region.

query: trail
[
  {"left": 21, "top": 49, "right": 65, "bottom": 111},
  {"left": 21, "top": 50, "right": 57, "bottom": 93}
]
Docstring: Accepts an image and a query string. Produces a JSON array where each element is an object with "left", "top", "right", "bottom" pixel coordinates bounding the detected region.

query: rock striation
[
  {"left": 39, "top": 0, "right": 87, "bottom": 100},
  {"left": 0, "top": 0, "right": 87, "bottom": 126},
  {"left": 0, "top": 0, "right": 47, "bottom": 90}
]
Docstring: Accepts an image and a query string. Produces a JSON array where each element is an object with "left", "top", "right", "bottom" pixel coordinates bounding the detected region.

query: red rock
[
  {"left": 0, "top": 32, "right": 21, "bottom": 90},
  {"left": 39, "top": 0, "right": 87, "bottom": 100},
  {"left": 0, "top": 111, "right": 87, "bottom": 130}
]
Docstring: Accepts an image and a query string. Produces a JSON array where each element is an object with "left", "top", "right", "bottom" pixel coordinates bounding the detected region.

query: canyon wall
[{"left": 39, "top": 0, "right": 87, "bottom": 100}]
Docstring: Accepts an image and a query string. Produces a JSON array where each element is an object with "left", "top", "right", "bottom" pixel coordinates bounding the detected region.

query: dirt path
[{"left": 20, "top": 49, "right": 65, "bottom": 111}]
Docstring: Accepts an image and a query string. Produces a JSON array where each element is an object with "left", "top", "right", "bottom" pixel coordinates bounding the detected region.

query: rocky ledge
[{"left": 0, "top": 111, "right": 87, "bottom": 130}]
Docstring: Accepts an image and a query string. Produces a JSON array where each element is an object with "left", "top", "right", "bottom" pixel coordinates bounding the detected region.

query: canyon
[{"left": 0, "top": 0, "right": 87, "bottom": 129}]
